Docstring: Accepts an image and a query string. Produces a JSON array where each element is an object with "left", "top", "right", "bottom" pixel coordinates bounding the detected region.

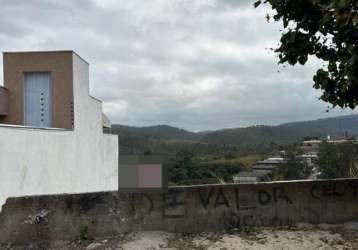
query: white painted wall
[{"left": 0, "top": 53, "right": 118, "bottom": 210}]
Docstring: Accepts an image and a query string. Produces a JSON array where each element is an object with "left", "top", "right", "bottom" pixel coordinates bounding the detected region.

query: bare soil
[{"left": 4, "top": 223, "right": 358, "bottom": 250}]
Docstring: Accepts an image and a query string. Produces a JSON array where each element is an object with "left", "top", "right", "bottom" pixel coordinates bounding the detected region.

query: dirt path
[{"left": 4, "top": 223, "right": 358, "bottom": 250}]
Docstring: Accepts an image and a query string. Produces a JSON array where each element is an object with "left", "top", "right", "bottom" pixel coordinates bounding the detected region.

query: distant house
[
  {"left": 233, "top": 170, "right": 271, "bottom": 183},
  {"left": 301, "top": 140, "right": 322, "bottom": 155},
  {"left": 252, "top": 157, "right": 287, "bottom": 171},
  {"left": 256, "top": 157, "right": 287, "bottom": 165},
  {"left": 0, "top": 51, "right": 118, "bottom": 209},
  {"left": 234, "top": 157, "right": 287, "bottom": 183},
  {"left": 252, "top": 164, "right": 278, "bottom": 171},
  {"left": 299, "top": 154, "right": 318, "bottom": 166},
  {"left": 302, "top": 138, "right": 356, "bottom": 156}
]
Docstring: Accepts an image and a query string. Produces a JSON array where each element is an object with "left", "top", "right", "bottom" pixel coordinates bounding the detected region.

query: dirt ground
[{"left": 4, "top": 223, "right": 358, "bottom": 250}]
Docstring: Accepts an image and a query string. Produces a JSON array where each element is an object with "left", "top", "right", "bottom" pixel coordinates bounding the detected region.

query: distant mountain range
[
  {"left": 111, "top": 114, "right": 358, "bottom": 155},
  {"left": 112, "top": 124, "right": 201, "bottom": 140},
  {"left": 202, "top": 114, "right": 358, "bottom": 146}
]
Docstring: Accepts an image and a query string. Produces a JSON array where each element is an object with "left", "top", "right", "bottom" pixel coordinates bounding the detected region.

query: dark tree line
[{"left": 168, "top": 149, "right": 243, "bottom": 185}]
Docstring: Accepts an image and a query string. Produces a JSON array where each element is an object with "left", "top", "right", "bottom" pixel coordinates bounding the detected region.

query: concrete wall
[
  {"left": 0, "top": 53, "right": 118, "bottom": 211},
  {"left": 1, "top": 179, "right": 357, "bottom": 244}
]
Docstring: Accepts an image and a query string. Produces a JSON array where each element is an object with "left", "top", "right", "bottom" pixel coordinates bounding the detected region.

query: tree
[
  {"left": 276, "top": 151, "right": 309, "bottom": 180},
  {"left": 318, "top": 142, "right": 358, "bottom": 178},
  {"left": 255, "top": 0, "right": 358, "bottom": 109},
  {"left": 143, "top": 150, "right": 152, "bottom": 155},
  {"left": 168, "top": 149, "right": 194, "bottom": 185},
  {"left": 168, "top": 149, "right": 244, "bottom": 185}
]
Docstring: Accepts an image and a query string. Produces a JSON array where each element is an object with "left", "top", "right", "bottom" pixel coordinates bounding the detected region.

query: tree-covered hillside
[
  {"left": 202, "top": 115, "right": 358, "bottom": 147},
  {"left": 111, "top": 114, "right": 358, "bottom": 185},
  {"left": 112, "top": 124, "right": 201, "bottom": 141},
  {"left": 112, "top": 114, "right": 358, "bottom": 155}
]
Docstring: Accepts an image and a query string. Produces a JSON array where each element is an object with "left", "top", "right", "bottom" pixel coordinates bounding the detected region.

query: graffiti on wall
[
  {"left": 128, "top": 180, "right": 358, "bottom": 230},
  {"left": 310, "top": 180, "right": 358, "bottom": 200}
]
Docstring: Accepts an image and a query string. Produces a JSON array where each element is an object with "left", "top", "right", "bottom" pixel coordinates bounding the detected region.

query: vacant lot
[{"left": 6, "top": 223, "right": 358, "bottom": 250}]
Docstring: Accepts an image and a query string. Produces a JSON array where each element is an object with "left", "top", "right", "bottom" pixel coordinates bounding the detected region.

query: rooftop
[
  {"left": 3, "top": 50, "right": 90, "bottom": 65},
  {"left": 252, "top": 164, "right": 279, "bottom": 170},
  {"left": 234, "top": 170, "right": 271, "bottom": 178}
]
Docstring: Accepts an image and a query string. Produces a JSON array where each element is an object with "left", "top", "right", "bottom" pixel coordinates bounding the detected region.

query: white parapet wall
[{"left": 0, "top": 53, "right": 118, "bottom": 210}]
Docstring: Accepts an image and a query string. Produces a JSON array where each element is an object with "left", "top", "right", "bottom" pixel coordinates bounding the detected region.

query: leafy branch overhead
[{"left": 255, "top": 0, "right": 358, "bottom": 109}]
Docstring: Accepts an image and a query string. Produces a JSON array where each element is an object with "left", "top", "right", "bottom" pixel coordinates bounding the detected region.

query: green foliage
[
  {"left": 168, "top": 149, "right": 243, "bottom": 185},
  {"left": 318, "top": 142, "right": 358, "bottom": 179},
  {"left": 143, "top": 150, "right": 152, "bottom": 155},
  {"left": 168, "top": 149, "right": 194, "bottom": 184},
  {"left": 224, "top": 152, "right": 237, "bottom": 159},
  {"left": 255, "top": 0, "right": 358, "bottom": 109},
  {"left": 79, "top": 225, "right": 93, "bottom": 245}
]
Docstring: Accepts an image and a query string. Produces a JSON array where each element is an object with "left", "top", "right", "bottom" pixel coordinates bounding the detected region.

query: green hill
[
  {"left": 111, "top": 114, "right": 358, "bottom": 155},
  {"left": 111, "top": 114, "right": 358, "bottom": 185},
  {"left": 203, "top": 114, "right": 358, "bottom": 147},
  {"left": 111, "top": 124, "right": 204, "bottom": 155},
  {"left": 111, "top": 124, "right": 201, "bottom": 140}
]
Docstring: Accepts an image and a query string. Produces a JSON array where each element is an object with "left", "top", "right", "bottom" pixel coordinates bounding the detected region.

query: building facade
[{"left": 0, "top": 51, "right": 118, "bottom": 209}]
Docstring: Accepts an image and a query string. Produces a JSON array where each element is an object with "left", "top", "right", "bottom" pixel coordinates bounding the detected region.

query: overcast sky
[{"left": 0, "top": 0, "right": 356, "bottom": 131}]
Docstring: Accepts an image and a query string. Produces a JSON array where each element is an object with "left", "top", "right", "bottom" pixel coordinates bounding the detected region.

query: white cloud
[{"left": 0, "top": 0, "right": 355, "bottom": 131}]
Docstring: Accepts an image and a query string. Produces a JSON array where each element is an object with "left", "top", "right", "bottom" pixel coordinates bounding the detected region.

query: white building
[{"left": 0, "top": 51, "right": 118, "bottom": 210}]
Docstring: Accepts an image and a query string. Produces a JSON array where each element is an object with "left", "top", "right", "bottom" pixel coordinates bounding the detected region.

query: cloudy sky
[{"left": 0, "top": 0, "right": 356, "bottom": 131}]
